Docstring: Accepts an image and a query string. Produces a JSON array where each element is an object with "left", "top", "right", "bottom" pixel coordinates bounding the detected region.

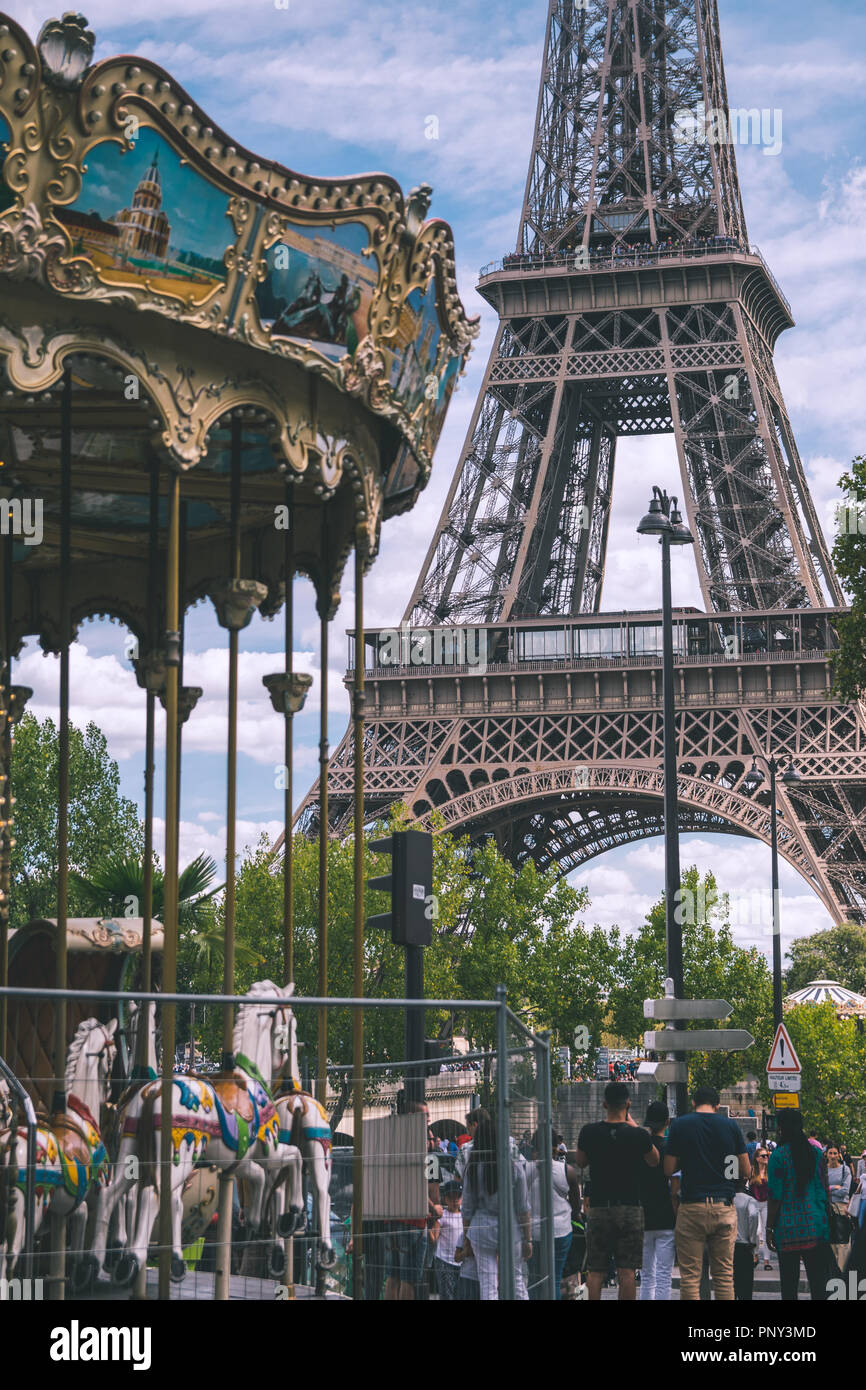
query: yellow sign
[{"left": 772, "top": 1092, "right": 800, "bottom": 1108}]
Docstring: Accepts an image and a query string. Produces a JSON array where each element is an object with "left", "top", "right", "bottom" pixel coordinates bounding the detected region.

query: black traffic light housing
[{"left": 368, "top": 828, "right": 433, "bottom": 946}]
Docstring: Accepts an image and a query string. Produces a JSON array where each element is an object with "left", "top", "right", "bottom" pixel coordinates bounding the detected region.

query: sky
[{"left": 8, "top": 0, "right": 866, "bottom": 971}]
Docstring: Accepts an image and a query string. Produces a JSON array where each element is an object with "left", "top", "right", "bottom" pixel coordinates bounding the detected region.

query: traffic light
[{"left": 368, "top": 828, "right": 433, "bottom": 946}]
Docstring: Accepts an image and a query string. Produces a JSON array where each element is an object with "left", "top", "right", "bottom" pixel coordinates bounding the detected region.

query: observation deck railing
[{"left": 479, "top": 239, "right": 791, "bottom": 318}]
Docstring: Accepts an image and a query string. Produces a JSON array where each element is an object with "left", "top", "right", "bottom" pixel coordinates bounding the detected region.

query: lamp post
[
  {"left": 637, "top": 486, "right": 694, "bottom": 1118},
  {"left": 742, "top": 754, "right": 802, "bottom": 1029}
]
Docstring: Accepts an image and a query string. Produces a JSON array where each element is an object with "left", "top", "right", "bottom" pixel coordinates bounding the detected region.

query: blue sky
[{"left": 10, "top": 0, "right": 866, "bottom": 964}]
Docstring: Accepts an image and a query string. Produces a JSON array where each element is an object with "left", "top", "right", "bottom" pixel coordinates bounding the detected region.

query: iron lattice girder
[
  {"left": 519, "top": 0, "right": 746, "bottom": 255},
  {"left": 301, "top": 3, "right": 863, "bottom": 924},
  {"left": 407, "top": 258, "right": 838, "bottom": 623},
  {"left": 296, "top": 619, "right": 866, "bottom": 924}
]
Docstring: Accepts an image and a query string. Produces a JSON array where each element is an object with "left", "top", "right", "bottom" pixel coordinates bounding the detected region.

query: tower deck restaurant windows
[{"left": 350, "top": 611, "right": 837, "bottom": 674}]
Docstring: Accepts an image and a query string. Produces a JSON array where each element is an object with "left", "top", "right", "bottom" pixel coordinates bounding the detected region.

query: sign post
[
  {"left": 642, "top": 992, "right": 745, "bottom": 1118},
  {"left": 766, "top": 1021, "right": 802, "bottom": 1107}
]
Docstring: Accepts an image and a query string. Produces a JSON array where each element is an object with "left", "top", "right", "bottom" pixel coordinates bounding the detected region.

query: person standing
[
  {"left": 461, "top": 1111, "right": 531, "bottom": 1300},
  {"left": 767, "top": 1110, "right": 831, "bottom": 1301},
  {"left": 432, "top": 1180, "right": 463, "bottom": 1300},
  {"left": 525, "top": 1128, "right": 580, "bottom": 1299},
  {"left": 826, "top": 1144, "right": 854, "bottom": 1273},
  {"left": 733, "top": 1179, "right": 760, "bottom": 1300},
  {"left": 575, "top": 1081, "right": 659, "bottom": 1301},
  {"left": 745, "top": 1131, "right": 760, "bottom": 1163},
  {"left": 749, "top": 1147, "right": 773, "bottom": 1271},
  {"left": 639, "top": 1100, "right": 679, "bottom": 1300},
  {"left": 664, "top": 1084, "right": 750, "bottom": 1300}
]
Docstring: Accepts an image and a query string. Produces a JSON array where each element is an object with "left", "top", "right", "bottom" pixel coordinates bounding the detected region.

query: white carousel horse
[
  {"left": 2, "top": 1018, "right": 117, "bottom": 1286},
  {"left": 89, "top": 999, "right": 158, "bottom": 1278},
  {"left": 271, "top": 997, "right": 335, "bottom": 1270},
  {"left": 91, "top": 981, "right": 300, "bottom": 1286}
]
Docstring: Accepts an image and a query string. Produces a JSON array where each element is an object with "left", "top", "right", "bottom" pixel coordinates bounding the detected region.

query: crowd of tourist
[{"left": 346, "top": 1085, "right": 865, "bottom": 1301}]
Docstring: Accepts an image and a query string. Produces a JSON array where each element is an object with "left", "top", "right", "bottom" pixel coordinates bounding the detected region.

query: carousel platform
[{"left": 77, "top": 1272, "right": 348, "bottom": 1300}]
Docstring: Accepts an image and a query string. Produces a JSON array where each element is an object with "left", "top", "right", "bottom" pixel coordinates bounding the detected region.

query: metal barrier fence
[{"left": 0, "top": 983, "right": 554, "bottom": 1302}]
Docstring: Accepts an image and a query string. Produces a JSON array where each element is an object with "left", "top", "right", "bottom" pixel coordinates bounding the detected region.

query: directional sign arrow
[
  {"left": 644, "top": 998, "right": 733, "bottom": 1021},
  {"left": 638, "top": 1059, "right": 689, "bottom": 1084},
  {"left": 643, "top": 1029, "right": 755, "bottom": 1052}
]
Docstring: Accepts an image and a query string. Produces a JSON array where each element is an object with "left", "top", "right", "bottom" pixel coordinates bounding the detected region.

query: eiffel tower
[{"left": 299, "top": 0, "right": 866, "bottom": 924}]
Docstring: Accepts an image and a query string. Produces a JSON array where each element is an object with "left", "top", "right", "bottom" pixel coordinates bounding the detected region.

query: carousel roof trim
[
  {"left": 10, "top": 916, "right": 165, "bottom": 955},
  {"left": 783, "top": 978, "right": 866, "bottom": 1013}
]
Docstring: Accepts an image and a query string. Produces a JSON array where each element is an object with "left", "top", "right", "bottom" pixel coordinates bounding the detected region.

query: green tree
[
  {"left": 71, "top": 851, "right": 222, "bottom": 929},
  {"left": 10, "top": 713, "right": 144, "bottom": 928},
  {"left": 183, "top": 817, "right": 611, "bottom": 1113},
  {"left": 831, "top": 454, "right": 866, "bottom": 701},
  {"left": 606, "top": 866, "right": 775, "bottom": 1092},
  {"left": 758, "top": 1003, "right": 866, "bottom": 1147},
  {"left": 785, "top": 921, "right": 866, "bottom": 997}
]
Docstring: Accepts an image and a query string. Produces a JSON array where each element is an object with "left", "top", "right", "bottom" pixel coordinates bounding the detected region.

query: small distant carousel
[
  {"left": 783, "top": 979, "right": 866, "bottom": 1020},
  {"left": 0, "top": 10, "right": 476, "bottom": 1296}
]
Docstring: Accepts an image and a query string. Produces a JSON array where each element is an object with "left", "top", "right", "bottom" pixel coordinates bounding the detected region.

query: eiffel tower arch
[{"left": 298, "top": 0, "right": 866, "bottom": 924}]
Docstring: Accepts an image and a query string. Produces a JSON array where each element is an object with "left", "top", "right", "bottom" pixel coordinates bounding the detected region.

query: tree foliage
[
  {"left": 182, "top": 818, "right": 616, "bottom": 1083},
  {"left": 10, "top": 713, "right": 144, "bottom": 928},
  {"left": 831, "top": 454, "right": 866, "bottom": 701},
  {"left": 606, "top": 866, "right": 775, "bottom": 1092},
  {"left": 759, "top": 1003, "right": 866, "bottom": 1148},
  {"left": 785, "top": 921, "right": 866, "bottom": 997}
]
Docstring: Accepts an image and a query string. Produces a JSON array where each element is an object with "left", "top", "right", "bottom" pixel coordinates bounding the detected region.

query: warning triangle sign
[{"left": 767, "top": 1022, "right": 802, "bottom": 1074}]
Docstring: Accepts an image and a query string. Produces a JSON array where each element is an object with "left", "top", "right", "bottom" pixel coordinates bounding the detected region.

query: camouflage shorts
[{"left": 585, "top": 1204, "right": 644, "bottom": 1271}]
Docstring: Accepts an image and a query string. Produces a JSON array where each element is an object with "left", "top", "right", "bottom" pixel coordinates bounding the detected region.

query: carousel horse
[
  {"left": 92, "top": 981, "right": 300, "bottom": 1286},
  {"left": 90, "top": 999, "right": 158, "bottom": 1276},
  {"left": 271, "top": 997, "right": 335, "bottom": 1270},
  {"left": 2, "top": 1018, "right": 117, "bottom": 1287}
]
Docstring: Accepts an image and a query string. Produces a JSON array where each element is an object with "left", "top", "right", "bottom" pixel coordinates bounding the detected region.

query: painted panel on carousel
[
  {"left": 0, "top": 113, "right": 12, "bottom": 213},
  {"left": 385, "top": 275, "right": 447, "bottom": 414},
  {"left": 421, "top": 350, "right": 463, "bottom": 455},
  {"left": 54, "top": 133, "right": 232, "bottom": 305},
  {"left": 256, "top": 220, "right": 377, "bottom": 360}
]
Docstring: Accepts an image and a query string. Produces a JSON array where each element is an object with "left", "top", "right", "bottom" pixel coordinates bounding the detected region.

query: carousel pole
[
  {"left": 316, "top": 514, "right": 329, "bottom": 1106},
  {"left": 140, "top": 458, "right": 159, "bottom": 1022},
  {"left": 283, "top": 487, "right": 295, "bottom": 988},
  {"left": 0, "top": 517, "right": 10, "bottom": 1054},
  {"left": 214, "top": 414, "right": 243, "bottom": 1302},
  {"left": 283, "top": 485, "right": 295, "bottom": 1302},
  {"left": 351, "top": 531, "right": 365, "bottom": 1301},
  {"left": 157, "top": 469, "right": 181, "bottom": 1301},
  {"left": 49, "top": 365, "right": 72, "bottom": 1301}
]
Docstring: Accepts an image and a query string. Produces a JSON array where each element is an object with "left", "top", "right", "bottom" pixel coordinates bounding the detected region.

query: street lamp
[
  {"left": 637, "top": 486, "right": 694, "bottom": 1118},
  {"left": 742, "top": 754, "right": 802, "bottom": 1029}
]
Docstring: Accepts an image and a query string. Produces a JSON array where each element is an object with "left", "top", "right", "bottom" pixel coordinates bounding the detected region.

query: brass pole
[
  {"left": 283, "top": 487, "right": 294, "bottom": 988},
  {"left": 0, "top": 515, "right": 10, "bottom": 1055},
  {"left": 53, "top": 366, "right": 72, "bottom": 1129},
  {"left": 139, "top": 457, "right": 159, "bottom": 1051},
  {"left": 157, "top": 470, "right": 181, "bottom": 1301},
  {"left": 317, "top": 598, "right": 328, "bottom": 1105},
  {"left": 282, "top": 487, "right": 295, "bottom": 1300},
  {"left": 222, "top": 417, "right": 242, "bottom": 1061},
  {"left": 215, "top": 414, "right": 242, "bottom": 1301},
  {"left": 351, "top": 533, "right": 365, "bottom": 1301}
]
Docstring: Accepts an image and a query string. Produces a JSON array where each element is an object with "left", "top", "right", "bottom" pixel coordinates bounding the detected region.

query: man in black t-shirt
[{"left": 576, "top": 1081, "right": 659, "bottom": 1300}]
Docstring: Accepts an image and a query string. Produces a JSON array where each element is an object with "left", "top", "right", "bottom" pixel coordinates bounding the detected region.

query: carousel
[
  {"left": 0, "top": 10, "right": 476, "bottom": 1298},
  {"left": 783, "top": 980, "right": 866, "bottom": 1020}
]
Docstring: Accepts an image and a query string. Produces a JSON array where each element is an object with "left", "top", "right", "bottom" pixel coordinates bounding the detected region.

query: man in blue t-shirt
[{"left": 664, "top": 1085, "right": 750, "bottom": 1300}]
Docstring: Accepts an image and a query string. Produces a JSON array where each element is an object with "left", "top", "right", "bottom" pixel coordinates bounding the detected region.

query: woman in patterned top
[{"left": 767, "top": 1111, "right": 831, "bottom": 1301}]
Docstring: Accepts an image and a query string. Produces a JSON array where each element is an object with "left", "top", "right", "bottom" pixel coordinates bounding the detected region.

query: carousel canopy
[
  {"left": 0, "top": 11, "right": 478, "bottom": 634},
  {"left": 784, "top": 979, "right": 866, "bottom": 1016}
]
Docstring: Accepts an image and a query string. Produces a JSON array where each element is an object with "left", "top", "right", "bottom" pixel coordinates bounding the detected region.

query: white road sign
[{"left": 766, "top": 1022, "right": 802, "bottom": 1074}]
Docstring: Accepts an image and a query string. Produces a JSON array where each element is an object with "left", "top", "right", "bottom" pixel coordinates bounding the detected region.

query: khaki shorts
[{"left": 585, "top": 1205, "right": 644, "bottom": 1272}]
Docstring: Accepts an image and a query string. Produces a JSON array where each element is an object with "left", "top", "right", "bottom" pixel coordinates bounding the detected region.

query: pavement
[{"left": 598, "top": 1258, "right": 803, "bottom": 1300}]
